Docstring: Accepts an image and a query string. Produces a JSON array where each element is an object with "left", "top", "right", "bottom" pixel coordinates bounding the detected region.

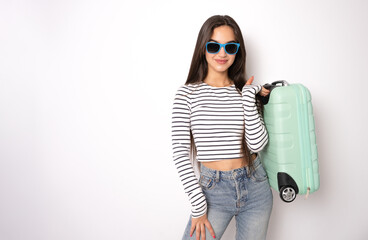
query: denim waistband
[{"left": 199, "top": 155, "right": 261, "bottom": 180}]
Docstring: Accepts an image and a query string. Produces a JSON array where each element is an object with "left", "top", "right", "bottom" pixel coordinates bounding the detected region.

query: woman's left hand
[
  {"left": 259, "top": 87, "right": 270, "bottom": 97},
  {"left": 246, "top": 76, "right": 270, "bottom": 97}
]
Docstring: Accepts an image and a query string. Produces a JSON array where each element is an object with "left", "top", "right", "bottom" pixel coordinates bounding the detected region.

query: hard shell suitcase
[{"left": 260, "top": 81, "right": 320, "bottom": 202}]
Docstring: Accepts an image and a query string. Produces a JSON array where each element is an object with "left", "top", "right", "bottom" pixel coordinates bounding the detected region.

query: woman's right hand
[{"left": 190, "top": 213, "right": 215, "bottom": 240}]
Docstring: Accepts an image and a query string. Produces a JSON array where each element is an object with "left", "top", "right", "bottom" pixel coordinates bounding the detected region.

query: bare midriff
[{"left": 201, "top": 153, "right": 257, "bottom": 171}]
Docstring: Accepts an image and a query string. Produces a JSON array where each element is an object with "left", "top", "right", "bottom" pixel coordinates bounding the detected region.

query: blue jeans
[{"left": 182, "top": 156, "right": 273, "bottom": 240}]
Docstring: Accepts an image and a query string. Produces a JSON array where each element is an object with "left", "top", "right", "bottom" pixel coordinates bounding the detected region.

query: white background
[{"left": 1, "top": 0, "right": 367, "bottom": 239}]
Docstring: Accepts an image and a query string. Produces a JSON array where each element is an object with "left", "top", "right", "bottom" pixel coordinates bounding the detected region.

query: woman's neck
[{"left": 203, "top": 71, "right": 232, "bottom": 87}]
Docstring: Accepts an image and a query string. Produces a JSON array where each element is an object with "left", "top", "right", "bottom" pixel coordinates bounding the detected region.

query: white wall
[{"left": 1, "top": 0, "right": 367, "bottom": 239}]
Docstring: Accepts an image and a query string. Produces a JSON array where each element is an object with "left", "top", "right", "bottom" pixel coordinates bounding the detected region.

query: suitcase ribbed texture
[{"left": 261, "top": 83, "right": 319, "bottom": 199}]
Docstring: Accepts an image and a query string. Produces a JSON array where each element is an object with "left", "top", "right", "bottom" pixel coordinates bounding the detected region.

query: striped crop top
[{"left": 171, "top": 82, "right": 268, "bottom": 218}]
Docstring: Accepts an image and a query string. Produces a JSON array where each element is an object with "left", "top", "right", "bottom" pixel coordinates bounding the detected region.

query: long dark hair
[
  {"left": 186, "top": 15, "right": 263, "bottom": 171},
  {"left": 185, "top": 15, "right": 246, "bottom": 90}
]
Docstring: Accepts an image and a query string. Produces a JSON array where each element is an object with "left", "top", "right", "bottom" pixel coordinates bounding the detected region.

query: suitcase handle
[
  {"left": 272, "top": 80, "right": 289, "bottom": 86},
  {"left": 260, "top": 80, "right": 289, "bottom": 105}
]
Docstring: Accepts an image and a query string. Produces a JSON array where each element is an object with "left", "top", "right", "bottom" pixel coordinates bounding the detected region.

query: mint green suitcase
[{"left": 260, "top": 81, "right": 320, "bottom": 202}]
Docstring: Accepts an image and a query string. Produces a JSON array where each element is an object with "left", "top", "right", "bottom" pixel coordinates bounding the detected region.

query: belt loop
[
  {"left": 215, "top": 170, "right": 220, "bottom": 182},
  {"left": 246, "top": 165, "right": 250, "bottom": 178}
]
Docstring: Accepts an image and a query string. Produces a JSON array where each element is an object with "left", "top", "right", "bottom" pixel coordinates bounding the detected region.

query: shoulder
[{"left": 175, "top": 83, "right": 202, "bottom": 98}]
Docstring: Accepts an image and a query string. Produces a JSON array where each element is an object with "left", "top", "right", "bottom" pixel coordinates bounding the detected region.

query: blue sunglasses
[{"left": 206, "top": 42, "right": 240, "bottom": 55}]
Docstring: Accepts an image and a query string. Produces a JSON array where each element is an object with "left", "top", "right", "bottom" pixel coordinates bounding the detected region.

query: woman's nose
[{"left": 218, "top": 46, "right": 227, "bottom": 56}]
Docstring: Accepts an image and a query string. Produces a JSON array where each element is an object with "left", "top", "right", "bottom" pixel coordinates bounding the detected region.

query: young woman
[{"left": 171, "top": 15, "right": 273, "bottom": 240}]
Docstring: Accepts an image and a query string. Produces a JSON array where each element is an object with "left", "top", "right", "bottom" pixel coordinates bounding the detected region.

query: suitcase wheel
[{"left": 279, "top": 186, "right": 297, "bottom": 202}]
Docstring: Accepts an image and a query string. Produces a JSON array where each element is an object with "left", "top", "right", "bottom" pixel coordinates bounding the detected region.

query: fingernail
[{"left": 213, "top": 236, "right": 216, "bottom": 239}]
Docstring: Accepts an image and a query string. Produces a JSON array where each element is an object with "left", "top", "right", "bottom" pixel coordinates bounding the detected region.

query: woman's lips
[{"left": 215, "top": 59, "right": 228, "bottom": 64}]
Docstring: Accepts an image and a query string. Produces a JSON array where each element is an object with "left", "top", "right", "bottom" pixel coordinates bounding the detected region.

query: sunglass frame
[{"left": 205, "top": 42, "right": 240, "bottom": 55}]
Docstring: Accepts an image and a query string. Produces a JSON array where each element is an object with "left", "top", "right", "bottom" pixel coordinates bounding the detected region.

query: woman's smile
[{"left": 215, "top": 59, "right": 228, "bottom": 64}]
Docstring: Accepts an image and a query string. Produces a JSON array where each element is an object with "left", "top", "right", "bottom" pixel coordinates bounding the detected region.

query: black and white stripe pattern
[
  {"left": 171, "top": 82, "right": 268, "bottom": 218},
  {"left": 242, "top": 84, "right": 269, "bottom": 152}
]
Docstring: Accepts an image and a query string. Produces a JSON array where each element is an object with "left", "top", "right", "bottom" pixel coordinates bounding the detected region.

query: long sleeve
[
  {"left": 171, "top": 86, "right": 207, "bottom": 218},
  {"left": 242, "top": 84, "right": 269, "bottom": 152}
]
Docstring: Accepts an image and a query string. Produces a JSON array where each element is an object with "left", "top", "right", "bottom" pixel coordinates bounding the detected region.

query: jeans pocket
[
  {"left": 199, "top": 175, "right": 216, "bottom": 190},
  {"left": 251, "top": 164, "right": 268, "bottom": 182}
]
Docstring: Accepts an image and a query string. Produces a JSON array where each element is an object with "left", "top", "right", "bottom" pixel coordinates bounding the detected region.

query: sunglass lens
[
  {"left": 207, "top": 43, "right": 220, "bottom": 53},
  {"left": 225, "top": 44, "right": 238, "bottom": 54}
]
